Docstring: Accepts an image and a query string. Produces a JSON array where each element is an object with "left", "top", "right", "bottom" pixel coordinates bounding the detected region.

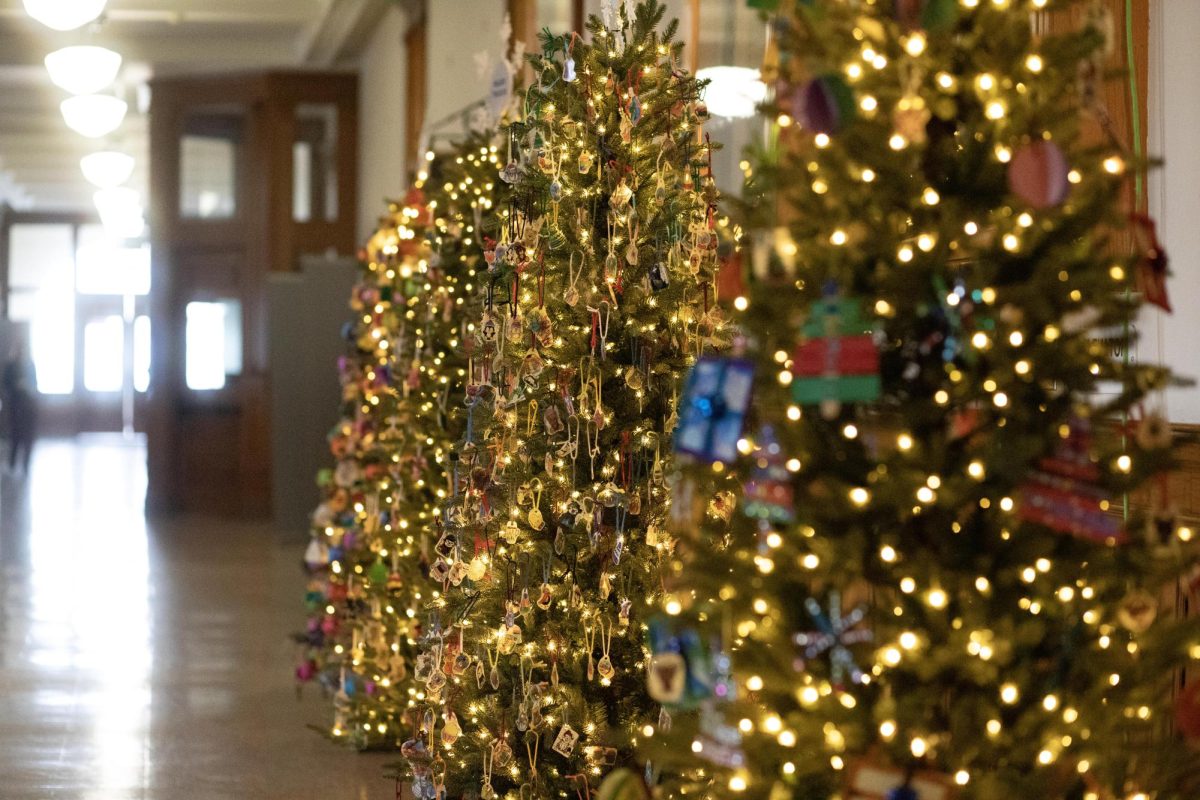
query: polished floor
[{"left": 0, "top": 436, "right": 395, "bottom": 799}]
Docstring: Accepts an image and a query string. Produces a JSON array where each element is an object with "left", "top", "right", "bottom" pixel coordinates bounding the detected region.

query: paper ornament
[
  {"left": 675, "top": 356, "right": 755, "bottom": 464},
  {"left": 798, "top": 74, "right": 856, "bottom": 135},
  {"left": 1016, "top": 418, "right": 1125, "bottom": 543},
  {"left": 792, "top": 288, "right": 881, "bottom": 418},
  {"left": 1130, "top": 213, "right": 1171, "bottom": 312},
  {"left": 1007, "top": 140, "right": 1070, "bottom": 209},
  {"left": 551, "top": 723, "right": 580, "bottom": 757},
  {"left": 742, "top": 425, "right": 795, "bottom": 524}
]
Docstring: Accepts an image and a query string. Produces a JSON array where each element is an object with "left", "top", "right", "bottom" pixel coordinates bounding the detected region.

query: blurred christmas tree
[
  {"left": 297, "top": 147, "right": 490, "bottom": 750},
  {"left": 645, "top": 2, "right": 1200, "bottom": 799},
  {"left": 395, "top": 3, "right": 722, "bottom": 798}
]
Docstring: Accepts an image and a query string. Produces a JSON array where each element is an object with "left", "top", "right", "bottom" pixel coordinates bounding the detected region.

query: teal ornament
[{"left": 798, "top": 74, "right": 856, "bottom": 135}]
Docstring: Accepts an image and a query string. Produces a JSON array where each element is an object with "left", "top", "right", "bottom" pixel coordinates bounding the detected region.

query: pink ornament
[
  {"left": 295, "top": 660, "right": 317, "bottom": 681},
  {"left": 320, "top": 616, "right": 338, "bottom": 636},
  {"left": 1007, "top": 140, "right": 1070, "bottom": 208}
]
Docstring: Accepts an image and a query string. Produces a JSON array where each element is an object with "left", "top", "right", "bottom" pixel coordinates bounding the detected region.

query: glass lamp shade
[
  {"left": 696, "top": 66, "right": 767, "bottom": 120},
  {"left": 61, "top": 94, "right": 127, "bottom": 138},
  {"left": 95, "top": 188, "right": 145, "bottom": 239},
  {"left": 81, "top": 151, "right": 135, "bottom": 189},
  {"left": 23, "top": 0, "right": 107, "bottom": 31},
  {"left": 45, "top": 46, "right": 122, "bottom": 95}
]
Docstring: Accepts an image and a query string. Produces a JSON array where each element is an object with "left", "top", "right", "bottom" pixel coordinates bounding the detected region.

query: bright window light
[{"left": 696, "top": 66, "right": 767, "bottom": 119}]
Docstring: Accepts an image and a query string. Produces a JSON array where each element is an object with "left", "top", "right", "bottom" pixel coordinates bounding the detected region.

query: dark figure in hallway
[{"left": 3, "top": 340, "right": 37, "bottom": 474}]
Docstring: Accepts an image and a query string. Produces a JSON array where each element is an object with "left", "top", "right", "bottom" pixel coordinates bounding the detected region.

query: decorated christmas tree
[
  {"left": 297, "top": 151, "right": 488, "bottom": 751},
  {"left": 644, "top": 2, "right": 1200, "bottom": 800},
  {"left": 397, "top": 3, "right": 723, "bottom": 798}
]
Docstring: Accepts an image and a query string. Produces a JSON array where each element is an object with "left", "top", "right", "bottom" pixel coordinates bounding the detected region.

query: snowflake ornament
[{"left": 795, "top": 591, "right": 872, "bottom": 687}]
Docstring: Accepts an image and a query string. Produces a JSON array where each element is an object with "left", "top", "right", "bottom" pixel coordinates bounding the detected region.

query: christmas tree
[
  {"left": 645, "top": 2, "right": 1199, "bottom": 800},
  {"left": 397, "top": 3, "right": 722, "bottom": 798},
  {"left": 298, "top": 151, "right": 487, "bottom": 750}
]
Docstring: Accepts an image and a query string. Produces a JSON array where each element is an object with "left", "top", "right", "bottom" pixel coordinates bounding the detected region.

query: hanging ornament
[
  {"left": 1007, "top": 140, "right": 1070, "bottom": 209},
  {"left": 1130, "top": 213, "right": 1171, "bottom": 312},
  {"left": 795, "top": 591, "right": 872, "bottom": 687},
  {"left": 792, "top": 285, "right": 882, "bottom": 419},
  {"left": 1016, "top": 417, "right": 1125, "bottom": 543},
  {"left": 797, "top": 74, "right": 856, "bottom": 135},
  {"left": 552, "top": 723, "right": 580, "bottom": 757},
  {"left": 674, "top": 356, "right": 755, "bottom": 464},
  {"left": 1117, "top": 589, "right": 1158, "bottom": 633},
  {"left": 304, "top": 538, "right": 331, "bottom": 570},
  {"left": 893, "top": 94, "right": 931, "bottom": 144},
  {"left": 742, "top": 425, "right": 796, "bottom": 524}
]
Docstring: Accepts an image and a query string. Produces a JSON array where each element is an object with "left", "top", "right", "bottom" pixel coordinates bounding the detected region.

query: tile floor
[{"left": 0, "top": 435, "right": 395, "bottom": 799}]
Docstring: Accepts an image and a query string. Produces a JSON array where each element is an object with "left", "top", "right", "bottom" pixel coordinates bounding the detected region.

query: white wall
[
  {"left": 1146, "top": 0, "right": 1200, "bottom": 423},
  {"left": 426, "top": 0, "right": 508, "bottom": 138},
  {"left": 356, "top": 5, "right": 408, "bottom": 242}
]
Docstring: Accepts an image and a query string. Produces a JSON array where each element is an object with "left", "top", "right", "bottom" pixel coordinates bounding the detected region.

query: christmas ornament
[
  {"left": 795, "top": 591, "right": 872, "bottom": 687},
  {"left": 1130, "top": 213, "right": 1171, "bottom": 312},
  {"left": 792, "top": 287, "right": 882, "bottom": 419},
  {"left": 797, "top": 74, "right": 856, "bottom": 135},
  {"left": 1007, "top": 140, "right": 1070, "bottom": 209},
  {"left": 1016, "top": 418, "right": 1125, "bottom": 543},
  {"left": 742, "top": 425, "right": 795, "bottom": 524},
  {"left": 675, "top": 356, "right": 755, "bottom": 464}
]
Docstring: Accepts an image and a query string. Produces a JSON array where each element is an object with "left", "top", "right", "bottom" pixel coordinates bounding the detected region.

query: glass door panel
[{"left": 82, "top": 315, "right": 125, "bottom": 393}]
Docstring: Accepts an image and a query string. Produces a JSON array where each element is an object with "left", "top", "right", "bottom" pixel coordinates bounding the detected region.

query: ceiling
[{"left": 0, "top": 0, "right": 387, "bottom": 211}]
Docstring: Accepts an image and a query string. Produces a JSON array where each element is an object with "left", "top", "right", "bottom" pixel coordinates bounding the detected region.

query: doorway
[{"left": 2, "top": 214, "right": 151, "bottom": 435}]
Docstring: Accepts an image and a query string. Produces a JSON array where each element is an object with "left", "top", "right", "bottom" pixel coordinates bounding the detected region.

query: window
[
  {"left": 133, "top": 316, "right": 150, "bottom": 393},
  {"left": 293, "top": 104, "right": 339, "bottom": 223},
  {"left": 185, "top": 300, "right": 242, "bottom": 390},
  {"left": 76, "top": 224, "right": 150, "bottom": 296},
  {"left": 8, "top": 224, "right": 75, "bottom": 394},
  {"left": 83, "top": 315, "right": 124, "bottom": 393},
  {"left": 180, "top": 114, "right": 241, "bottom": 219}
]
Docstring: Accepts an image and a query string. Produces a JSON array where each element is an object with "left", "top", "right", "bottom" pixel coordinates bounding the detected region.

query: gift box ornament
[
  {"left": 646, "top": 615, "right": 715, "bottom": 710},
  {"left": 674, "top": 356, "right": 755, "bottom": 464},
  {"left": 792, "top": 288, "right": 882, "bottom": 419},
  {"left": 1017, "top": 418, "right": 1125, "bottom": 543},
  {"left": 743, "top": 426, "right": 795, "bottom": 524}
]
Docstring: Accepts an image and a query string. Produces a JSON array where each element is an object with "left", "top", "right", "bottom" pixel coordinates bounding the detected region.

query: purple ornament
[{"left": 799, "top": 75, "right": 856, "bottom": 135}]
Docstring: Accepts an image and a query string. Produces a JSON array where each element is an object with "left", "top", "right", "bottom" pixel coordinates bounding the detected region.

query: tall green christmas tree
[
  {"left": 644, "top": 2, "right": 1200, "bottom": 799},
  {"left": 298, "top": 150, "right": 488, "bottom": 750},
  {"left": 397, "top": 4, "right": 722, "bottom": 798}
]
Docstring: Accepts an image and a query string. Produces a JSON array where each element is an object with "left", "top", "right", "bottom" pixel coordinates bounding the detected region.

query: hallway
[{"left": 0, "top": 437, "right": 393, "bottom": 799}]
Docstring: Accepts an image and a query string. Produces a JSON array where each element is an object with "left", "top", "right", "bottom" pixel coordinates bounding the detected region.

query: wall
[
  {"left": 426, "top": 0, "right": 508, "bottom": 140},
  {"left": 1146, "top": 0, "right": 1200, "bottom": 424},
  {"left": 356, "top": 5, "right": 407, "bottom": 242}
]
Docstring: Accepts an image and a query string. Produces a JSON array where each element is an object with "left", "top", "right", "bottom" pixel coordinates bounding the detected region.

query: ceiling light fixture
[
  {"left": 61, "top": 94, "right": 127, "bottom": 138},
  {"left": 81, "top": 151, "right": 135, "bottom": 189},
  {"left": 23, "top": 0, "right": 107, "bottom": 31},
  {"left": 45, "top": 46, "right": 122, "bottom": 95},
  {"left": 695, "top": 66, "right": 767, "bottom": 119}
]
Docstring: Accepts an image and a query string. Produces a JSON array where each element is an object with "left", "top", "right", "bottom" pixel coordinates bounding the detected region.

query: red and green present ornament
[{"left": 792, "top": 286, "right": 882, "bottom": 418}]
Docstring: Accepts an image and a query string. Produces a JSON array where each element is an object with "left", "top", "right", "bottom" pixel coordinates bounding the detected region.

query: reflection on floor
[{"left": 0, "top": 436, "right": 393, "bottom": 800}]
